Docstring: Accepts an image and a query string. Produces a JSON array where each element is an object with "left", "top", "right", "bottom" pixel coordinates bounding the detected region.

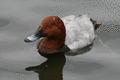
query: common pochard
[{"left": 24, "top": 15, "right": 101, "bottom": 55}]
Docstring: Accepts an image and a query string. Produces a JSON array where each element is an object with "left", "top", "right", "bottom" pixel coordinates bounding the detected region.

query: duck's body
[
  {"left": 62, "top": 15, "right": 95, "bottom": 51},
  {"left": 24, "top": 15, "right": 101, "bottom": 55}
]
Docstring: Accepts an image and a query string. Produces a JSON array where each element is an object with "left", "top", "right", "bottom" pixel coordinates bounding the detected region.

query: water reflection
[{"left": 25, "top": 53, "right": 66, "bottom": 80}]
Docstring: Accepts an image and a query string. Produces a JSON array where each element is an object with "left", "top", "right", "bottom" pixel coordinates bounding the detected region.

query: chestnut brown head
[{"left": 24, "top": 16, "right": 66, "bottom": 42}]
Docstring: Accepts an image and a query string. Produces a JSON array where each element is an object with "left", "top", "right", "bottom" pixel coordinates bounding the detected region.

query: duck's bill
[
  {"left": 24, "top": 35, "right": 40, "bottom": 43},
  {"left": 24, "top": 30, "right": 44, "bottom": 43}
]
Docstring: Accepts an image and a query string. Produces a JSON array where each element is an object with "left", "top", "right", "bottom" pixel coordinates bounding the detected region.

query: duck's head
[{"left": 24, "top": 16, "right": 66, "bottom": 43}]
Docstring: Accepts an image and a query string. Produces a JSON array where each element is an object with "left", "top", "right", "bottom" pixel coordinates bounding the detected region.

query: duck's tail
[{"left": 90, "top": 18, "right": 102, "bottom": 30}]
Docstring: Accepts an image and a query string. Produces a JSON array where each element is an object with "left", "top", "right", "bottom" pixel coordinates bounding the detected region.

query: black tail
[{"left": 90, "top": 18, "right": 102, "bottom": 30}]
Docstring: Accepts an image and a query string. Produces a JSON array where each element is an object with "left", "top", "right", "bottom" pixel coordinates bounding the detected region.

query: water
[{"left": 0, "top": 0, "right": 120, "bottom": 80}]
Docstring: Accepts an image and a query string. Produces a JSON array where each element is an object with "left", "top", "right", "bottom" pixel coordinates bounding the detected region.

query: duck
[{"left": 24, "top": 15, "right": 101, "bottom": 55}]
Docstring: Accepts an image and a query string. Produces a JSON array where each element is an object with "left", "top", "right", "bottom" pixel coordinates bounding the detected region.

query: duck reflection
[{"left": 25, "top": 53, "right": 66, "bottom": 80}]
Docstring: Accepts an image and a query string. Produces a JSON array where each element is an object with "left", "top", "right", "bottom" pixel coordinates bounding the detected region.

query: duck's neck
[{"left": 37, "top": 37, "right": 65, "bottom": 54}]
